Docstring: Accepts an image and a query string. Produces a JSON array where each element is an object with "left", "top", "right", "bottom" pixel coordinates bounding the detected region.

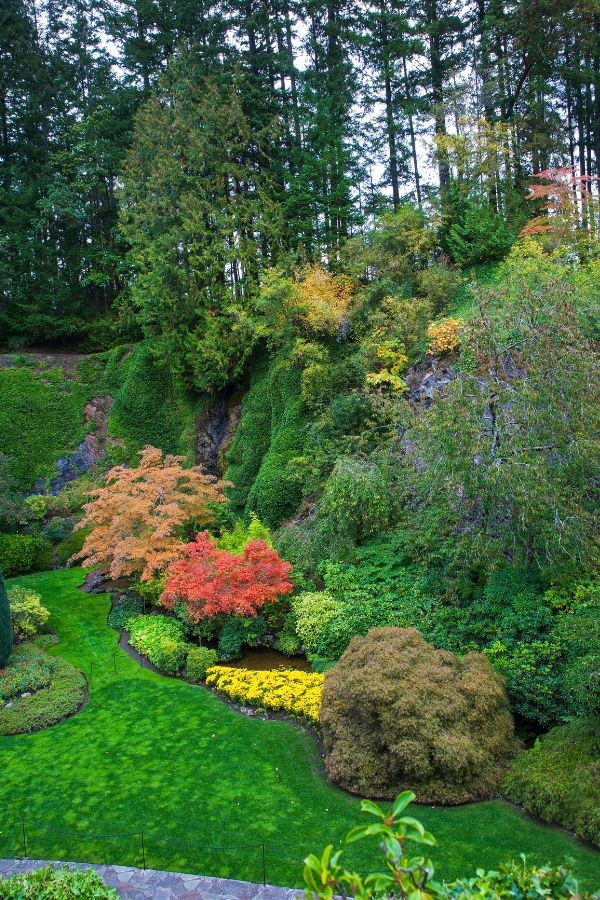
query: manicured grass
[{"left": 0, "top": 570, "right": 598, "bottom": 889}]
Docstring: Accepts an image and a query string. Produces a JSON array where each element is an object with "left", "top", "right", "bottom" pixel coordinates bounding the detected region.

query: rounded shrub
[
  {"left": 292, "top": 591, "right": 343, "bottom": 653},
  {"left": 0, "top": 533, "right": 52, "bottom": 578},
  {"left": 0, "top": 570, "right": 12, "bottom": 666},
  {"left": 7, "top": 586, "right": 49, "bottom": 640},
  {"left": 320, "top": 627, "right": 516, "bottom": 804},
  {"left": 504, "top": 718, "right": 600, "bottom": 848},
  {"left": 186, "top": 646, "right": 218, "bottom": 681},
  {"left": 318, "top": 456, "right": 392, "bottom": 546},
  {"left": 126, "top": 615, "right": 188, "bottom": 675}
]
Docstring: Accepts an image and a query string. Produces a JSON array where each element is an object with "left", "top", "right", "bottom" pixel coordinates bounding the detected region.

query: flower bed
[
  {"left": 0, "top": 644, "right": 86, "bottom": 735},
  {"left": 206, "top": 666, "right": 324, "bottom": 724},
  {"left": 0, "top": 652, "right": 54, "bottom": 702}
]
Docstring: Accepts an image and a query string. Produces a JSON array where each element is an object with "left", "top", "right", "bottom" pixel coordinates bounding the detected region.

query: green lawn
[{"left": 1, "top": 570, "right": 598, "bottom": 889}]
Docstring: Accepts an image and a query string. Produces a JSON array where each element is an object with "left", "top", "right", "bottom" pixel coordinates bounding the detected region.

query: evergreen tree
[
  {"left": 0, "top": 569, "right": 12, "bottom": 667},
  {"left": 119, "top": 55, "right": 284, "bottom": 390}
]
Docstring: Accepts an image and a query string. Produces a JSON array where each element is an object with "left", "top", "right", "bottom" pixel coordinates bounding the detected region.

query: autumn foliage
[
  {"left": 161, "top": 530, "right": 292, "bottom": 620},
  {"left": 295, "top": 265, "right": 354, "bottom": 334},
  {"left": 74, "top": 446, "right": 225, "bottom": 581},
  {"left": 427, "top": 317, "right": 462, "bottom": 355}
]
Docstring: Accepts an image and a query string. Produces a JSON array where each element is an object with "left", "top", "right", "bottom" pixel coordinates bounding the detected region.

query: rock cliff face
[
  {"left": 43, "top": 396, "right": 123, "bottom": 494},
  {"left": 195, "top": 388, "right": 244, "bottom": 476},
  {"left": 405, "top": 357, "right": 457, "bottom": 409}
]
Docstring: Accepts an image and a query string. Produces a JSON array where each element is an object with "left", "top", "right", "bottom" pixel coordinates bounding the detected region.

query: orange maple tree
[
  {"left": 73, "top": 446, "right": 226, "bottom": 581},
  {"left": 520, "top": 166, "right": 598, "bottom": 241},
  {"left": 161, "top": 530, "right": 293, "bottom": 620}
]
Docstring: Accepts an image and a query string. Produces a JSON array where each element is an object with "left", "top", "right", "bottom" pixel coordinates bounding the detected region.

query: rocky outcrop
[
  {"left": 43, "top": 396, "right": 123, "bottom": 495},
  {"left": 405, "top": 356, "right": 457, "bottom": 409},
  {"left": 195, "top": 388, "right": 244, "bottom": 476}
]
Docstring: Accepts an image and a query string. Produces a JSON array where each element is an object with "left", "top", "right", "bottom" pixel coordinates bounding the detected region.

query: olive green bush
[
  {"left": 318, "top": 456, "right": 393, "bottom": 547},
  {"left": 504, "top": 718, "right": 600, "bottom": 848},
  {"left": 320, "top": 627, "right": 516, "bottom": 803},
  {"left": 7, "top": 586, "right": 49, "bottom": 640},
  {"left": 0, "top": 570, "right": 11, "bottom": 666}
]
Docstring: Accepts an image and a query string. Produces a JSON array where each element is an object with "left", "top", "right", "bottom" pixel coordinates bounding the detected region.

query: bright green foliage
[
  {"left": 292, "top": 592, "right": 343, "bottom": 653},
  {"left": 0, "top": 368, "right": 87, "bottom": 489},
  {"left": 186, "top": 646, "right": 218, "bottom": 682},
  {"left": 304, "top": 793, "right": 592, "bottom": 899},
  {"left": 54, "top": 526, "right": 90, "bottom": 568},
  {"left": 107, "top": 344, "right": 196, "bottom": 463},
  {"left": 485, "top": 640, "right": 565, "bottom": 728},
  {"left": 443, "top": 194, "right": 517, "bottom": 266},
  {"left": 126, "top": 615, "right": 188, "bottom": 675},
  {"left": 304, "top": 792, "right": 437, "bottom": 899},
  {"left": 227, "top": 355, "right": 308, "bottom": 528},
  {"left": 504, "top": 719, "right": 600, "bottom": 849},
  {"left": 7, "top": 586, "right": 49, "bottom": 640},
  {"left": 0, "top": 534, "right": 52, "bottom": 578},
  {"left": 135, "top": 576, "right": 166, "bottom": 608},
  {"left": 218, "top": 514, "right": 272, "bottom": 553},
  {"left": 0, "top": 570, "right": 11, "bottom": 666},
  {"left": 0, "top": 864, "right": 118, "bottom": 898}
]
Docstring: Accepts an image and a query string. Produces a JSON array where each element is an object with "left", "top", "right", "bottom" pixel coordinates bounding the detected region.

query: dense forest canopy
[{"left": 2, "top": 0, "right": 600, "bottom": 350}]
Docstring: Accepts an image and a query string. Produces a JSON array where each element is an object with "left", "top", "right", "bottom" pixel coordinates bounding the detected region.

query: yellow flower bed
[{"left": 206, "top": 666, "right": 324, "bottom": 724}]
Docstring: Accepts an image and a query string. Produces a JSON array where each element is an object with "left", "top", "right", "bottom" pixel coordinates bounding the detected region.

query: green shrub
[
  {"left": 217, "top": 513, "right": 272, "bottom": 553},
  {"left": 7, "top": 586, "right": 49, "bottom": 640},
  {"left": 0, "top": 646, "right": 85, "bottom": 735},
  {"left": 485, "top": 640, "right": 565, "bottom": 728},
  {"left": 0, "top": 534, "right": 52, "bottom": 578},
  {"left": 54, "top": 525, "right": 90, "bottom": 567},
  {"left": 504, "top": 718, "right": 600, "bottom": 848},
  {"left": 320, "top": 627, "right": 516, "bottom": 803},
  {"left": 292, "top": 591, "right": 343, "bottom": 654},
  {"left": 318, "top": 456, "right": 392, "bottom": 547},
  {"left": 126, "top": 615, "right": 188, "bottom": 674},
  {"left": 0, "top": 863, "right": 117, "bottom": 898},
  {"left": 186, "top": 646, "right": 218, "bottom": 681},
  {"left": 443, "top": 195, "right": 516, "bottom": 266},
  {"left": 304, "top": 792, "right": 592, "bottom": 900},
  {"left": 217, "top": 615, "right": 267, "bottom": 661},
  {"left": 0, "top": 571, "right": 11, "bottom": 666},
  {"left": 134, "top": 575, "right": 166, "bottom": 607},
  {"left": 107, "top": 594, "right": 144, "bottom": 631}
]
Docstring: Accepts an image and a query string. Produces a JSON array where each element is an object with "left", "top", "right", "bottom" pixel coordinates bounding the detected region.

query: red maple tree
[{"left": 161, "top": 531, "right": 293, "bottom": 620}]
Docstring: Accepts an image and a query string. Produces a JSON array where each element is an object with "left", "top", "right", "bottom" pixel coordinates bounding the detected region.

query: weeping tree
[{"left": 0, "top": 569, "right": 12, "bottom": 666}]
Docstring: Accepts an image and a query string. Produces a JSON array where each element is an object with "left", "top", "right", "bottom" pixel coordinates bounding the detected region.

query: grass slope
[{"left": 0, "top": 570, "right": 598, "bottom": 889}]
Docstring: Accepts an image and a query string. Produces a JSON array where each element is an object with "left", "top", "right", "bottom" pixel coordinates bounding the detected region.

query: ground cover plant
[
  {"left": 206, "top": 665, "right": 324, "bottom": 723},
  {"left": 0, "top": 570, "right": 597, "bottom": 890},
  {"left": 0, "top": 864, "right": 117, "bottom": 898}
]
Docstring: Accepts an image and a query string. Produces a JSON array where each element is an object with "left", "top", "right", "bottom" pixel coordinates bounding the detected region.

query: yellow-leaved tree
[
  {"left": 295, "top": 265, "right": 354, "bottom": 334},
  {"left": 73, "top": 446, "right": 226, "bottom": 581}
]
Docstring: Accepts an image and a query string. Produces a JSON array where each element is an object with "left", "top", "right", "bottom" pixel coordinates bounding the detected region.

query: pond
[{"left": 221, "top": 648, "right": 312, "bottom": 672}]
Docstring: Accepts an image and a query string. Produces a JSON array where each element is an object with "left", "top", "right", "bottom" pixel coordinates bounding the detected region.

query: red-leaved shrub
[{"left": 161, "top": 530, "right": 292, "bottom": 620}]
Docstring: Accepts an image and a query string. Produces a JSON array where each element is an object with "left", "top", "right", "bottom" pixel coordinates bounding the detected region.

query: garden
[{"left": 0, "top": 568, "right": 598, "bottom": 892}]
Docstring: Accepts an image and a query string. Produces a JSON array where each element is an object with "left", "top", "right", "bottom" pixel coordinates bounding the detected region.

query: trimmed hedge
[
  {"left": 504, "top": 718, "right": 600, "bottom": 848},
  {"left": 185, "top": 646, "right": 218, "bottom": 682},
  {"left": 126, "top": 615, "right": 188, "bottom": 675},
  {"left": 0, "top": 534, "right": 53, "bottom": 578}
]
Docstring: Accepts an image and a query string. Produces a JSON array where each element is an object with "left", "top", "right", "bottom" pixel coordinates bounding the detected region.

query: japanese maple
[
  {"left": 73, "top": 446, "right": 226, "bottom": 581},
  {"left": 161, "top": 530, "right": 292, "bottom": 620}
]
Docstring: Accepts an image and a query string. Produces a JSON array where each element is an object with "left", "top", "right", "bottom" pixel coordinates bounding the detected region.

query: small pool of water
[{"left": 221, "top": 649, "right": 312, "bottom": 672}]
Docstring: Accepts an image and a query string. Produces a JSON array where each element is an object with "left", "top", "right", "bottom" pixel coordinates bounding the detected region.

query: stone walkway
[{"left": 0, "top": 859, "right": 302, "bottom": 900}]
